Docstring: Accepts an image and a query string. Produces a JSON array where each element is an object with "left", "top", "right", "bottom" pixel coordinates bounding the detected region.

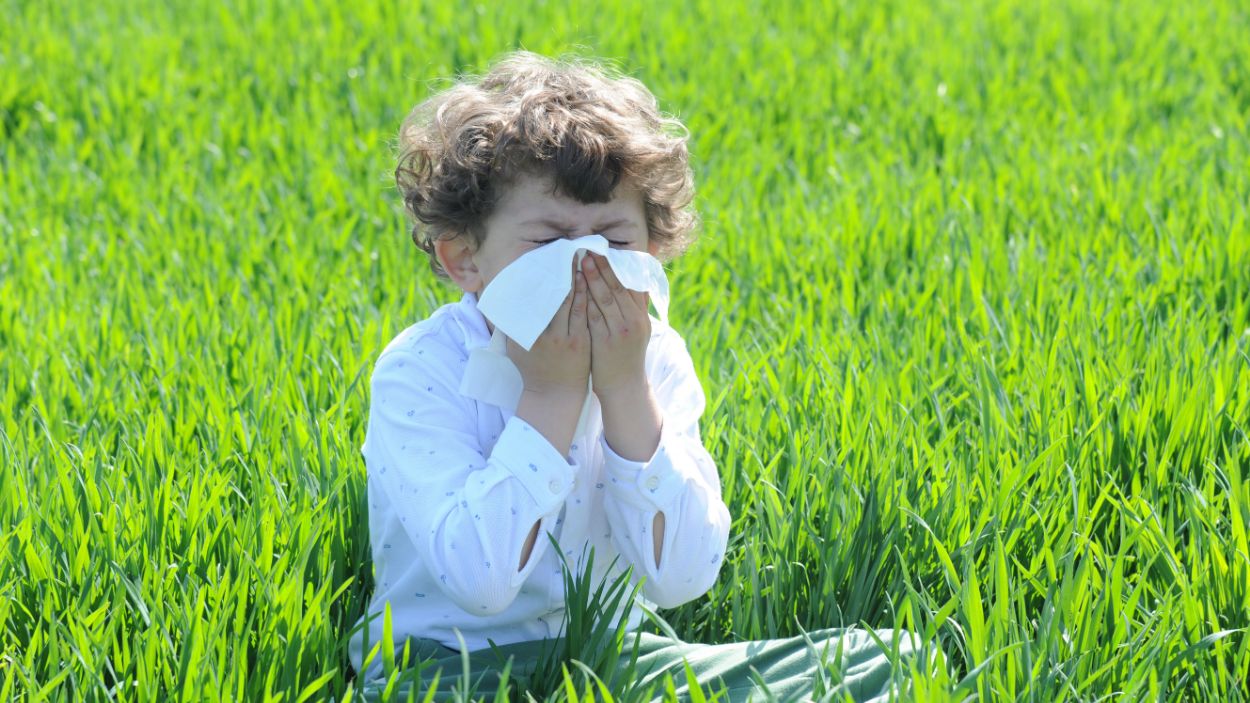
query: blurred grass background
[{"left": 1, "top": 0, "right": 1248, "bottom": 699}]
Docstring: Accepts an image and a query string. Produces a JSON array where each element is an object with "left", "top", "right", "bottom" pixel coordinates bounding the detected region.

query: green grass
[{"left": 2, "top": 0, "right": 1249, "bottom": 699}]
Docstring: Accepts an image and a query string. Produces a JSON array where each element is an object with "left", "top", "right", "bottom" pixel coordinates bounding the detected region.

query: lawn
[{"left": 1, "top": 0, "right": 1248, "bottom": 700}]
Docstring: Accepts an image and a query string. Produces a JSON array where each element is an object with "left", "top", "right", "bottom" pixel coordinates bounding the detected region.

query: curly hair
[{"left": 394, "top": 50, "right": 700, "bottom": 279}]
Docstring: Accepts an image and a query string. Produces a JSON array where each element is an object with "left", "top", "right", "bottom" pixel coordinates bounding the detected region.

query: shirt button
[
  {"left": 548, "top": 479, "right": 561, "bottom": 493},
  {"left": 646, "top": 476, "right": 660, "bottom": 490}
]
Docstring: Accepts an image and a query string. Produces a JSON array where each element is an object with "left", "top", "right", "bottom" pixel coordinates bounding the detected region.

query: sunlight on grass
[{"left": 1, "top": 0, "right": 1248, "bottom": 700}]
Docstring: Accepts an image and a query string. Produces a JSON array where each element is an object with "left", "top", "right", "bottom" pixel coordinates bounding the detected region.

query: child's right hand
[{"left": 505, "top": 257, "right": 591, "bottom": 396}]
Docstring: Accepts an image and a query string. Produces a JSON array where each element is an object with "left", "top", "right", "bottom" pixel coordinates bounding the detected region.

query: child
[{"left": 348, "top": 50, "right": 918, "bottom": 701}]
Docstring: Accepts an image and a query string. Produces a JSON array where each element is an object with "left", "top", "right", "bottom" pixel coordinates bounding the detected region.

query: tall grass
[{"left": 1, "top": 0, "right": 1248, "bottom": 700}]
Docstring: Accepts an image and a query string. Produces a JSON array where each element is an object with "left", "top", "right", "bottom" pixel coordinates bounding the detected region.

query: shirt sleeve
[
  {"left": 363, "top": 334, "right": 579, "bottom": 616},
  {"left": 599, "top": 327, "right": 732, "bottom": 609}
]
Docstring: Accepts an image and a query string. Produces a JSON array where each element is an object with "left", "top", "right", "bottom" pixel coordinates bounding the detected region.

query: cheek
[
  {"left": 469, "top": 253, "right": 498, "bottom": 291},
  {"left": 479, "top": 251, "right": 526, "bottom": 287}
]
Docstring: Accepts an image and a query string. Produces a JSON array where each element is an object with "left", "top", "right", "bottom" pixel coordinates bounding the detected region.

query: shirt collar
[
  {"left": 453, "top": 291, "right": 492, "bottom": 351},
  {"left": 454, "top": 289, "right": 527, "bottom": 419}
]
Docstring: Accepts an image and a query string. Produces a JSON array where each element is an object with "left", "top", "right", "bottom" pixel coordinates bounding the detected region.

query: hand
[
  {"left": 506, "top": 256, "right": 591, "bottom": 397},
  {"left": 580, "top": 251, "right": 650, "bottom": 397}
]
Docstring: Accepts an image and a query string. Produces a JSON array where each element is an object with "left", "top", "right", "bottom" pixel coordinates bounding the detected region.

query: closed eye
[{"left": 529, "top": 236, "right": 631, "bottom": 246}]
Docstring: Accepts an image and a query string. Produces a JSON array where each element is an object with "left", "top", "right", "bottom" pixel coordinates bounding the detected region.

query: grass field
[{"left": 3, "top": 0, "right": 1249, "bottom": 700}]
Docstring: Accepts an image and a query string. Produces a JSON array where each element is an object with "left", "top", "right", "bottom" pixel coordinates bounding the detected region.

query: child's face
[{"left": 436, "top": 171, "right": 653, "bottom": 296}]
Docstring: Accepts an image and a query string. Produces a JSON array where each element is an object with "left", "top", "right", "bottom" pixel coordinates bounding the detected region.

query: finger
[
  {"left": 548, "top": 285, "right": 574, "bottom": 338},
  {"left": 629, "top": 290, "right": 648, "bottom": 314},
  {"left": 569, "top": 270, "right": 589, "bottom": 336},
  {"left": 550, "top": 255, "right": 586, "bottom": 335},
  {"left": 616, "top": 286, "right": 645, "bottom": 314},
  {"left": 582, "top": 253, "right": 624, "bottom": 327},
  {"left": 582, "top": 257, "right": 610, "bottom": 338},
  {"left": 587, "top": 291, "right": 610, "bottom": 338},
  {"left": 593, "top": 252, "right": 631, "bottom": 298},
  {"left": 595, "top": 253, "right": 647, "bottom": 315}
]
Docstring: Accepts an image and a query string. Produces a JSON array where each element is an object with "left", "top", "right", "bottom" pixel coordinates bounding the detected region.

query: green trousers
[{"left": 356, "top": 626, "right": 922, "bottom": 702}]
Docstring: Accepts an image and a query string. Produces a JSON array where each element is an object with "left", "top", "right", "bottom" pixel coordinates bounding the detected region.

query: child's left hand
[{"left": 580, "top": 251, "right": 650, "bottom": 397}]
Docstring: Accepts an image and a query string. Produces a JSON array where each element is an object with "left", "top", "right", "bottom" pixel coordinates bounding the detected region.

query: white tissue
[
  {"left": 478, "top": 234, "right": 669, "bottom": 351},
  {"left": 458, "top": 234, "right": 671, "bottom": 439}
]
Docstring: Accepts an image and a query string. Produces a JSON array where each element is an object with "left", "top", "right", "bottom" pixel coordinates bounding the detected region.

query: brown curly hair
[{"left": 394, "top": 50, "right": 700, "bottom": 279}]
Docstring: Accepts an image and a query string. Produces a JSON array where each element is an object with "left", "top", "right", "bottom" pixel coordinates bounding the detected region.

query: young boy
[{"left": 348, "top": 50, "right": 917, "bottom": 701}]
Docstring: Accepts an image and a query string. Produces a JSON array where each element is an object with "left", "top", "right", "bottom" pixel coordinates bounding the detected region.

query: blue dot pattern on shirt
[{"left": 362, "top": 316, "right": 726, "bottom": 641}]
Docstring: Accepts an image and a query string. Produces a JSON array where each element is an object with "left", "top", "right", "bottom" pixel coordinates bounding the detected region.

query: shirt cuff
[
  {"left": 495, "top": 415, "right": 578, "bottom": 515},
  {"left": 600, "top": 421, "right": 688, "bottom": 512}
]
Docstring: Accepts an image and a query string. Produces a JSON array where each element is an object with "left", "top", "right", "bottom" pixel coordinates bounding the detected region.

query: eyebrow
[{"left": 520, "top": 217, "right": 636, "bottom": 232}]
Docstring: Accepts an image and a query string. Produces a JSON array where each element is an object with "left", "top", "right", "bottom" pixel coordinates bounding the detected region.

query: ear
[{"left": 434, "top": 235, "right": 484, "bottom": 294}]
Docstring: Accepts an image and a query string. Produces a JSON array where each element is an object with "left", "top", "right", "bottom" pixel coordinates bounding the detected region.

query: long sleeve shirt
[{"left": 347, "top": 291, "right": 732, "bottom": 682}]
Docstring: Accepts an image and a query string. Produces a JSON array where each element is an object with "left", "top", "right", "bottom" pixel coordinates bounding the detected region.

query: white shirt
[{"left": 348, "top": 291, "right": 732, "bottom": 681}]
